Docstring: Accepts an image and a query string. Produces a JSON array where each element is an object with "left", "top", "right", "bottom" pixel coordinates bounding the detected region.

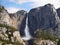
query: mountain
[
  {"left": 0, "top": 4, "right": 60, "bottom": 45},
  {"left": 0, "top": 5, "right": 26, "bottom": 45},
  {"left": 19, "top": 4, "right": 60, "bottom": 45},
  {"left": 27, "top": 4, "right": 60, "bottom": 37},
  {"left": 0, "top": 6, "right": 12, "bottom": 25},
  {"left": 9, "top": 10, "right": 27, "bottom": 29}
]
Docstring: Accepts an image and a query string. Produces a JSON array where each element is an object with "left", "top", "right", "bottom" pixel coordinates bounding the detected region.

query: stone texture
[
  {"left": 0, "top": 5, "right": 26, "bottom": 45},
  {"left": 28, "top": 4, "right": 59, "bottom": 37},
  {"left": 0, "top": 4, "right": 60, "bottom": 45}
]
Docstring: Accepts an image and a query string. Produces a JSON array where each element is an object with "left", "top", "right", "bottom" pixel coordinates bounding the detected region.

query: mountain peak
[
  {"left": 16, "top": 10, "right": 27, "bottom": 15},
  {"left": 0, "top": 5, "right": 7, "bottom": 13},
  {"left": 45, "top": 3, "right": 53, "bottom": 7}
]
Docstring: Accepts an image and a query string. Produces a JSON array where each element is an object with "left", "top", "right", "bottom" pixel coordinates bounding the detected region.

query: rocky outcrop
[
  {"left": 19, "top": 14, "right": 27, "bottom": 37},
  {"left": 28, "top": 4, "right": 59, "bottom": 37},
  {"left": 9, "top": 10, "right": 27, "bottom": 29},
  {"left": 0, "top": 5, "right": 26, "bottom": 45},
  {"left": 34, "top": 39, "right": 56, "bottom": 45},
  {"left": 56, "top": 8, "right": 60, "bottom": 38},
  {"left": 13, "top": 31, "right": 26, "bottom": 45},
  {"left": 9, "top": 10, "right": 27, "bottom": 37},
  {"left": 0, "top": 4, "right": 60, "bottom": 45},
  {"left": 57, "top": 8, "right": 60, "bottom": 18},
  {"left": 0, "top": 6, "right": 12, "bottom": 26}
]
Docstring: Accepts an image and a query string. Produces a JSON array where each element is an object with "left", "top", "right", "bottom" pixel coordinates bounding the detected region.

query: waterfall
[{"left": 22, "top": 15, "right": 32, "bottom": 41}]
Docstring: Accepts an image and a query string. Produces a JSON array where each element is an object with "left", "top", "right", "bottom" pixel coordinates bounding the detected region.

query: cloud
[
  {"left": 6, "top": 7, "right": 20, "bottom": 13},
  {"left": 2, "top": 0, "right": 60, "bottom": 13},
  {"left": 6, "top": 7, "right": 28, "bottom": 13},
  {"left": 32, "top": 0, "right": 60, "bottom": 9},
  {"left": 8, "top": 0, "right": 60, "bottom": 9},
  {"left": 9, "top": 0, "right": 35, "bottom": 4}
]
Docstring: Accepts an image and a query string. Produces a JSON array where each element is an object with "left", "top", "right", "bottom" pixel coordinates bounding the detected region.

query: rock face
[
  {"left": 0, "top": 6, "right": 12, "bottom": 26},
  {"left": 25, "top": 4, "right": 60, "bottom": 45},
  {"left": 9, "top": 10, "right": 27, "bottom": 29},
  {"left": 57, "top": 8, "right": 60, "bottom": 18},
  {"left": 19, "top": 14, "right": 27, "bottom": 37},
  {"left": 19, "top": 4, "right": 60, "bottom": 45},
  {"left": 34, "top": 39, "right": 56, "bottom": 45},
  {"left": 0, "top": 4, "right": 60, "bottom": 45},
  {"left": 56, "top": 8, "right": 60, "bottom": 37},
  {"left": 9, "top": 10, "right": 27, "bottom": 37},
  {"left": 28, "top": 4, "right": 59, "bottom": 37},
  {"left": 13, "top": 31, "right": 26, "bottom": 45},
  {"left": 0, "top": 5, "right": 26, "bottom": 45}
]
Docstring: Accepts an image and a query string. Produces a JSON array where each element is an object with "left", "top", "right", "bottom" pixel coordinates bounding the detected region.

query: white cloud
[
  {"left": 6, "top": 7, "right": 20, "bottom": 13},
  {"left": 9, "top": 0, "right": 35, "bottom": 4},
  {"left": 32, "top": 0, "right": 60, "bottom": 9},
  {"left": 8, "top": 0, "right": 60, "bottom": 9},
  {"left": 5, "top": 7, "right": 28, "bottom": 13}
]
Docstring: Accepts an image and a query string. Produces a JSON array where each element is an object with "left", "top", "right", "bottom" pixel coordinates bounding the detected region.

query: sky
[{"left": 0, "top": 0, "right": 60, "bottom": 13}]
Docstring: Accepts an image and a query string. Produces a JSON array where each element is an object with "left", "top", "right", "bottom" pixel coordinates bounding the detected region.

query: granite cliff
[
  {"left": 20, "top": 4, "right": 60, "bottom": 45},
  {"left": 0, "top": 5, "right": 26, "bottom": 45},
  {"left": 0, "top": 4, "right": 60, "bottom": 45}
]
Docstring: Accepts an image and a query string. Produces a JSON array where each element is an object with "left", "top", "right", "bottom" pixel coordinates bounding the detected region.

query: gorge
[{"left": 0, "top": 4, "right": 60, "bottom": 45}]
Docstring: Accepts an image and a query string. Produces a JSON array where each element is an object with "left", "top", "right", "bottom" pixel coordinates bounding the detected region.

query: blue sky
[{"left": 0, "top": 0, "right": 60, "bottom": 13}]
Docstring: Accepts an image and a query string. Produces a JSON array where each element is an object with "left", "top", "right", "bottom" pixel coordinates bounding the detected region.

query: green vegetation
[
  {"left": 0, "top": 23, "right": 24, "bottom": 45},
  {"left": 37, "top": 29, "right": 56, "bottom": 41},
  {"left": 0, "top": 6, "right": 4, "bottom": 12},
  {"left": 57, "top": 38, "right": 60, "bottom": 45},
  {"left": 0, "top": 23, "right": 17, "bottom": 31}
]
